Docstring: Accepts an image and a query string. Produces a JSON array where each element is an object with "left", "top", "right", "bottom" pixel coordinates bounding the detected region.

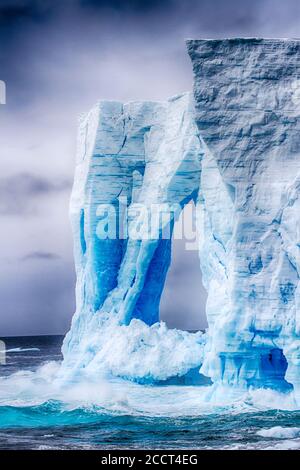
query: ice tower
[
  {"left": 188, "top": 38, "right": 300, "bottom": 398},
  {"left": 62, "top": 93, "right": 205, "bottom": 380}
]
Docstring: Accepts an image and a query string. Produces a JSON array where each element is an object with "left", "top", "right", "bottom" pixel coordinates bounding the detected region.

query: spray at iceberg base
[
  {"left": 60, "top": 37, "right": 300, "bottom": 410},
  {"left": 59, "top": 92, "right": 209, "bottom": 390}
]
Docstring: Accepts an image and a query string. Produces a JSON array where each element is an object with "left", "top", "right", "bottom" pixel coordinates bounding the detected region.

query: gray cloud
[
  {"left": 0, "top": 261, "right": 75, "bottom": 336},
  {"left": 160, "top": 239, "right": 208, "bottom": 331},
  {"left": 1, "top": 0, "right": 300, "bottom": 335},
  {"left": 0, "top": 173, "right": 72, "bottom": 216},
  {"left": 21, "top": 251, "right": 61, "bottom": 261}
]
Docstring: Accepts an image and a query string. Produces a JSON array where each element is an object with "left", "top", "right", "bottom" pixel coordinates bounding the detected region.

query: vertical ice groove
[{"left": 188, "top": 38, "right": 300, "bottom": 399}]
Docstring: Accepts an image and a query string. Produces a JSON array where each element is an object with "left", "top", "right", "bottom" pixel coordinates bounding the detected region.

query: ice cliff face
[
  {"left": 187, "top": 39, "right": 300, "bottom": 397},
  {"left": 62, "top": 93, "right": 205, "bottom": 381},
  {"left": 63, "top": 38, "right": 300, "bottom": 401}
]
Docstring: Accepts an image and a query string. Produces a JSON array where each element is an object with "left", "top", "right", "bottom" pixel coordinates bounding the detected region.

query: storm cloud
[
  {"left": 0, "top": 173, "right": 71, "bottom": 215},
  {"left": 21, "top": 251, "right": 61, "bottom": 261},
  {"left": 1, "top": 0, "right": 300, "bottom": 335}
]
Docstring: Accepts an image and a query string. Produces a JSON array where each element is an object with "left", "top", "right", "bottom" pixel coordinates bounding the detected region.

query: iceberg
[
  {"left": 62, "top": 38, "right": 300, "bottom": 403},
  {"left": 187, "top": 38, "right": 300, "bottom": 398},
  {"left": 62, "top": 93, "right": 206, "bottom": 382}
]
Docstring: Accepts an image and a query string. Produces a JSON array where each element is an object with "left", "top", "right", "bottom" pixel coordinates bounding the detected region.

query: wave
[
  {"left": 6, "top": 347, "right": 40, "bottom": 353},
  {"left": 0, "top": 362, "right": 300, "bottom": 449},
  {"left": 0, "top": 360, "right": 299, "bottom": 417},
  {"left": 257, "top": 426, "right": 300, "bottom": 439}
]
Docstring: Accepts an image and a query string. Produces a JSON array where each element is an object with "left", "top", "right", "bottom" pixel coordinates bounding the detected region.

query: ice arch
[{"left": 62, "top": 39, "right": 300, "bottom": 401}]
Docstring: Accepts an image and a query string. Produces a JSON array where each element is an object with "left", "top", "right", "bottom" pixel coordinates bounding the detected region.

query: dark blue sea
[{"left": 0, "top": 335, "right": 300, "bottom": 450}]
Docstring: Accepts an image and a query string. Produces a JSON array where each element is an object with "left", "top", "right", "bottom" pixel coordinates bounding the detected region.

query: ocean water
[{"left": 0, "top": 335, "right": 300, "bottom": 450}]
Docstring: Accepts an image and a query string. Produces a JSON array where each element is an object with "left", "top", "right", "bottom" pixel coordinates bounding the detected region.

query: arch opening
[{"left": 160, "top": 202, "right": 208, "bottom": 332}]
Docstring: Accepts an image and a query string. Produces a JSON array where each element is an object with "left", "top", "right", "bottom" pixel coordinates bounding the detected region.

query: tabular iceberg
[
  {"left": 62, "top": 38, "right": 300, "bottom": 403},
  {"left": 61, "top": 93, "right": 206, "bottom": 382},
  {"left": 188, "top": 38, "right": 300, "bottom": 398}
]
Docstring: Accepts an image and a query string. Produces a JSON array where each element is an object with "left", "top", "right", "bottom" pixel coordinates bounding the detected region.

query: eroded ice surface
[
  {"left": 62, "top": 39, "right": 300, "bottom": 402},
  {"left": 187, "top": 38, "right": 300, "bottom": 398},
  {"left": 62, "top": 93, "right": 205, "bottom": 382},
  {"left": 62, "top": 318, "right": 205, "bottom": 383}
]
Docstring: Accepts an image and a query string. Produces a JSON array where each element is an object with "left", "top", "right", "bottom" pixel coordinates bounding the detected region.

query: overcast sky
[{"left": 1, "top": 0, "right": 300, "bottom": 336}]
